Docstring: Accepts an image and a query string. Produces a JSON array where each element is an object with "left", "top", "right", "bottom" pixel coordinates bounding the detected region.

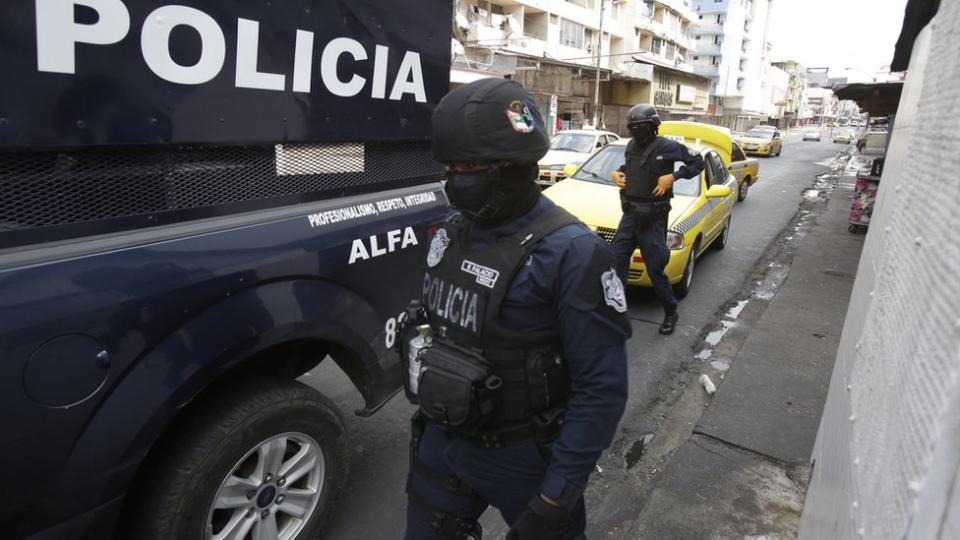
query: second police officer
[
  {"left": 400, "top": 79, "right": 631, "bottom": 539},
  {"left": 611, "top": 104, "right": 705, "bottom": 335}
]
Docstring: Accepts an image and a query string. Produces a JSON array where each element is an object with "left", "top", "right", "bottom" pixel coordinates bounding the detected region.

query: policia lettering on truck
[{"left": 35, "top": 0, "right": 427, "bottom": 99}]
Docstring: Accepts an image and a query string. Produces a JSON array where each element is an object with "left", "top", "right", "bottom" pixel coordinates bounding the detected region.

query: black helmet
[
  {"left": 626, "top": 103, "right": 661, "bottom": 129},
  {"left": 432, "top": 79, "right": 549, "bottom": 165}
]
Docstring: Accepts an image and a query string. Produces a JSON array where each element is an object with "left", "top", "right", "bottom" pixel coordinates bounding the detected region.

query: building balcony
[
  {"left": 654, "top": 0, "right": 699, "bottom": 22},
  {"left": 503, "top": 35, "right": 546, "bottom": 57},
  {"left": 694, "top": 22, "right": 725, "bottom": 35},
  {"left": 696, "top": 42, "right": 722, "bottom": 54}
]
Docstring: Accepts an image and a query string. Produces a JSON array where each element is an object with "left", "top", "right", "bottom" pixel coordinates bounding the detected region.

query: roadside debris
[{"left": 700, "top": 374, "right": 718, "bottom": 395}]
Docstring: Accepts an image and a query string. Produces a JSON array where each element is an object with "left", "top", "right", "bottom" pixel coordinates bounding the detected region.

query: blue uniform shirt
[{"left": 463, "top": 196, "right": 631, "bottom": 508}]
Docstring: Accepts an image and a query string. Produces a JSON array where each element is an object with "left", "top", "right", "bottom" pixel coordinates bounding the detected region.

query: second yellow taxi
[{"left": 545, "top": 122, "right": 738, "bottom": 297}]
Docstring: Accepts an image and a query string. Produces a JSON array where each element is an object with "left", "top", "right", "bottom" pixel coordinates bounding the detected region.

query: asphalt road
[{"left": 301, "top": 132, "right": 845, "bottom": 539}]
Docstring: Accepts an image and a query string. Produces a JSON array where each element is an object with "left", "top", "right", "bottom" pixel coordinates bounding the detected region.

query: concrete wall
[{"left": 799, "top": 6, "right": 960, "bottom": 539}]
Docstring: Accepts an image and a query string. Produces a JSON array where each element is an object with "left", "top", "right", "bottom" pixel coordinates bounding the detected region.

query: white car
[
  {"left": 803, "top": 129, "right": 822, "bottom": 141},
  {"left": 537, "top": 129, "right": 619, "bottom": 186}
]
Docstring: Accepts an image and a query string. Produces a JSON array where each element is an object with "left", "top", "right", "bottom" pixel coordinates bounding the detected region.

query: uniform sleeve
[
  {"left": 539, "top": 234, "right": 631, "bottom": 508},
  {"left": 662, "top": 139, "right": 705, "bottom": 180}
]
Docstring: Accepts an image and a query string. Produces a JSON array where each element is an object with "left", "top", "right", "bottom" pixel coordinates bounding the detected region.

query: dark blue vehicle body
[{"left": 0, "top": 0, "right": 452, "bottom": 537}]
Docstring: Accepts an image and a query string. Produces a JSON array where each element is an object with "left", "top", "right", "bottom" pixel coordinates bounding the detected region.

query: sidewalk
[{"left": 624, "top": 155, "right": 866, "bottom": 539}]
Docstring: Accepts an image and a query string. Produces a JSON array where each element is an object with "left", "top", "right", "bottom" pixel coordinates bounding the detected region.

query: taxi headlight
[{"left": 666, "top": 231, "right": 684, "bottom": 250}]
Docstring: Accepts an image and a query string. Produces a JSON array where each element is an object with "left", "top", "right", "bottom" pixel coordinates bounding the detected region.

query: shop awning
[{"left": 833, "top": 82, "right": 904, "bottom": 116}]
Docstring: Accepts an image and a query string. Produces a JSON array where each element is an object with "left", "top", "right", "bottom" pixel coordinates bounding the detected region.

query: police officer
[
  {"left": 401, "top": 79, "right": 631, "bottom": 539},
  {"left": 610, "top": 104, "right": 705, "bottom": 335}
]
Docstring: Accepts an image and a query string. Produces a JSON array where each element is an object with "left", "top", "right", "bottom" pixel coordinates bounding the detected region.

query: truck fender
[{"left": 44, "top": 278, "right": 398, "bottom": 522}]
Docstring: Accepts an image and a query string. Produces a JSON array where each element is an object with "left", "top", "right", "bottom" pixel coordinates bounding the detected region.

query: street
[{"left": 302, "top": 133, "right": 845, "bottom": 539}]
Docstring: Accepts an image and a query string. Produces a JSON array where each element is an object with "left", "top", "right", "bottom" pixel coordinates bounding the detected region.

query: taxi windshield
[
  {"left": 571, "top": 145, "right": 701, "bottom": 197},
  {"left": 550, "top": 133, "right": 595, "bottom": 153},
  {"left": 745, "top": 129, "right": 774, "bottom": 139}
]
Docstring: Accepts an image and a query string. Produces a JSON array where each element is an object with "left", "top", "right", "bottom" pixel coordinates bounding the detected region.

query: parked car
[
  {"left": 738, "top": 126, "right": 783, "bottom": 157},
  {"left": 833, "top": 129, "right": 856, "bottom": 144},
  {"left": 728, "top": 141, "right": 761, "bottom": 201},
  {"left": 537, "top": 129, "right": 620, "bottom": 186},
  {"left": 803, "top": 129, "right": 822, "bottom": 141},
  {"left": 544, "top": 122, "right": 737, "bottom": 298}
]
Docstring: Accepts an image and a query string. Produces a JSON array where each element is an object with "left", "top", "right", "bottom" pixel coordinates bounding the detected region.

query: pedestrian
[
  {"left": 610, "top": 104, "right": 705, "bottom": 335},
  {"left": 556, "top": 116, "right": 563, "bottom": 132},
  {"left": 598, "top": 118, "right": 606, "bottom": 130},
  {"left": 401, "top": 78, "right": 631, "bottom": 540}
]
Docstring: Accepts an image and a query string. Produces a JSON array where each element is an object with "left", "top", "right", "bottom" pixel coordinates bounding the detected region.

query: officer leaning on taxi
[
  {"left": 397, "top": 79, "right": 632, "bottom": 539},
  {"left": 611, "top": 104, "right": 705, "bottom": 335}
]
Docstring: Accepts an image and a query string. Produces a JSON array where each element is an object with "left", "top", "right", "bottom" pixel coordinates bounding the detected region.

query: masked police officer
[
  {"left": 401, "top": 79, "right": 631, "bottom": 539},
  {"left": 611, "top": 104, "right": 705, "bottom": 335}
]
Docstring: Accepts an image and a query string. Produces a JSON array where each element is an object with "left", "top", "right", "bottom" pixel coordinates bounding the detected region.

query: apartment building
[
  {"left": 604, "top": 0, "right": 710, "bottom": 129},
  {"left": 451, "top": 0, "right": 709, "bottom": 136},
  {"left": 689, "top": 0, "right": 775, "bottom": 130},
  {"left": 772, "top": 60, "right": 809, "bottom": 127}
]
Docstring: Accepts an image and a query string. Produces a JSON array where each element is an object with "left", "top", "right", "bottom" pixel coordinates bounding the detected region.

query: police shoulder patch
[
  {"left": 601, "top": 268, "right": 627, "bottom": 313},
  {"left": 571, "top": 243, "right": 631, "bottom": 337},
  {"left": 426, "top": 228, "right": 450, "bottom": 267}
]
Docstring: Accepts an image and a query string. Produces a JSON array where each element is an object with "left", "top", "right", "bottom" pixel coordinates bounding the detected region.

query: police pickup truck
[{"left": 0, "top": 1, "right": 451, "bottom": 538}]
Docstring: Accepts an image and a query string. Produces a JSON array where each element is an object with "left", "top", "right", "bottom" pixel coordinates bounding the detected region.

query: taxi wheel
[
  {"left": 673, "top": 242, "right": 698, "bottom": 299},
  {"left": 737, "top": 177, "right": 750, "bottom": 201},
  {"left": 713, "top": 218, "right": 730, "bottom": 250}
]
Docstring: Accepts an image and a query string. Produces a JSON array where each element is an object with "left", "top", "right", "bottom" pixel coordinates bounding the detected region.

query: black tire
[
  {"left": 713, "top": 218, "right": 730, "bottom": 250},
  {"left": 737, "top": 176, "right": 750, "bottom": 201},
  {"left": 126, "top": 378, "right": 348, "bottom": 540},
  {"left": 673, "top": 241, "right": 698, "bottom": 299}
]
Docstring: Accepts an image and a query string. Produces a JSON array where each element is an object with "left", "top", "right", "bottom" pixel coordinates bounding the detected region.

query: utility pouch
[
  {"left": 620, "top": 194, "right": 663, "bottom": 229},
  {"left": 417, "top": 340, "right": 502, "bottom": 431}
]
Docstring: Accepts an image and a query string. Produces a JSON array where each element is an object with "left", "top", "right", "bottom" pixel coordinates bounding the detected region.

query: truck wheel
[{"left": 130, "top": 378, "right": 348, "bottom": 540}]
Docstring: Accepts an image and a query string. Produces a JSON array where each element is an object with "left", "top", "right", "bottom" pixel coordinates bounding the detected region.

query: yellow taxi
[
  {"left": 545, "top": 122, "right": 737, "bottom": 297},
  {"left": 729, "top": 141, "right": 760, "bottom": 201},
  {"left": 737, "top": 126, "right": 782, "bottom": 157}
]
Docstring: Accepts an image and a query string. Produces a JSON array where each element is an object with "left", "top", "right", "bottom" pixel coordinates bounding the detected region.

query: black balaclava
[
  {"left": 445, "top": 163, "right": 540, "bottom": 227},
  {"left": 629, "top": 122, "right": 658, "bottom": 147}
]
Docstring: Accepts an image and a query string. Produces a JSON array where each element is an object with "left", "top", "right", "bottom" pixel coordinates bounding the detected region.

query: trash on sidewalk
[{"left": 700, "top": 374, "right": 718, "bottom": 395}]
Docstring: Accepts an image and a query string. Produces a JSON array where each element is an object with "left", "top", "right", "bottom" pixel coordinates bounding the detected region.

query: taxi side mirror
[
  {"left": 705, "top": 185, "right": 732, "bottom": 198},
  {"left": 563, "top": 163, "right": 579, "bottom": 177}
]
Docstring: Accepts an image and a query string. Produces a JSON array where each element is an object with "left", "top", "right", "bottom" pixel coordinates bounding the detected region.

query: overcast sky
[{"left": 767, "top": 0, "right": 909, "bottom": 78}]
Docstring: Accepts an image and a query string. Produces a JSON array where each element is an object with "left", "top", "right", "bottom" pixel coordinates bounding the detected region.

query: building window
[
  {"left": 716, "top": 14, "right": 724, "bottom": 23},
  {"left": 560, "top": 19, "right": 586, "bottom": 49},
  {"left": 712, "top": 56, "right": 719, "bottom": 65},
  {"left": 665, "top": 42, "right": 676, "bottom": 60},
  {"left": 698, "top": 14, "right": 703, "bottom": 20},
  {"left": 550, "top": 14, "right": 559, "bottom": 24},
  {"left": 695, "top": 35, "right": 701, "bottom": 40},
  {"left": 714, "top": 35, "right": 722, "bottom": 45},
  {"left": 652, "top": 37, "right": 662, "bottom": 54},
  {"left": 693, "top": 55, "right": 700, "bottom": 60}
]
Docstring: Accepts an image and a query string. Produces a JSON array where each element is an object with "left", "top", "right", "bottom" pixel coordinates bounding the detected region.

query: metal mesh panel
[{"left": 0, "top": 141, "right": 443, "bottom": 239}]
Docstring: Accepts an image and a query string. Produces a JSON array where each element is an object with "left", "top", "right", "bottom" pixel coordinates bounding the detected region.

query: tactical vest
[
  {"left": 623, "top": 136, "right": 671, "bottom": 201},
  {"left": 420, "top": 205, "right": 578, "bottom": 426}
]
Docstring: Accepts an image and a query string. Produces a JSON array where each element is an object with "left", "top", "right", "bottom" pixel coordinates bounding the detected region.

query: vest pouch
[{"left": 417, "top": 341, "right": 502, "bottom": 431}]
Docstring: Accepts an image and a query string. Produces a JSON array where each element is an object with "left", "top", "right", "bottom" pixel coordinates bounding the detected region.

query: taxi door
[{"left": 703, "top": 151, "right": 735, "bottom": 242}]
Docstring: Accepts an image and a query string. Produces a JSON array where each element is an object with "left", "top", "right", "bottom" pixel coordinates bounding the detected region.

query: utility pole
[{"left": 592, "top": 0, "right": 606, "bottom": 127}]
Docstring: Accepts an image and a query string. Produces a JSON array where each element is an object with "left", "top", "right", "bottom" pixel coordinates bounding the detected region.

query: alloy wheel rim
[
  {"left": 206, "top": 432, "right": 325, "bottom": 540},
  {"left": 686, "top": 249, "right": 695, "bottom": 287}
]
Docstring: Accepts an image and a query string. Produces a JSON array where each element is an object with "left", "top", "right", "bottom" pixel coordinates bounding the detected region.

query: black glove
[{"left": 506, "top": 495, "right": 573, "bottom": 540}]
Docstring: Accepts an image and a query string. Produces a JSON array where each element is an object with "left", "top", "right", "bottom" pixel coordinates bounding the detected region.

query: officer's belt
[{"left": 455, "top": 403, "right": 565, "bottom": 448}]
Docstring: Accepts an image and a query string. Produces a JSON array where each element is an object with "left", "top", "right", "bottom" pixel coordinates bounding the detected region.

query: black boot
[{"left": 659, "top": 311, "right": 679, "bottom": 335}]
